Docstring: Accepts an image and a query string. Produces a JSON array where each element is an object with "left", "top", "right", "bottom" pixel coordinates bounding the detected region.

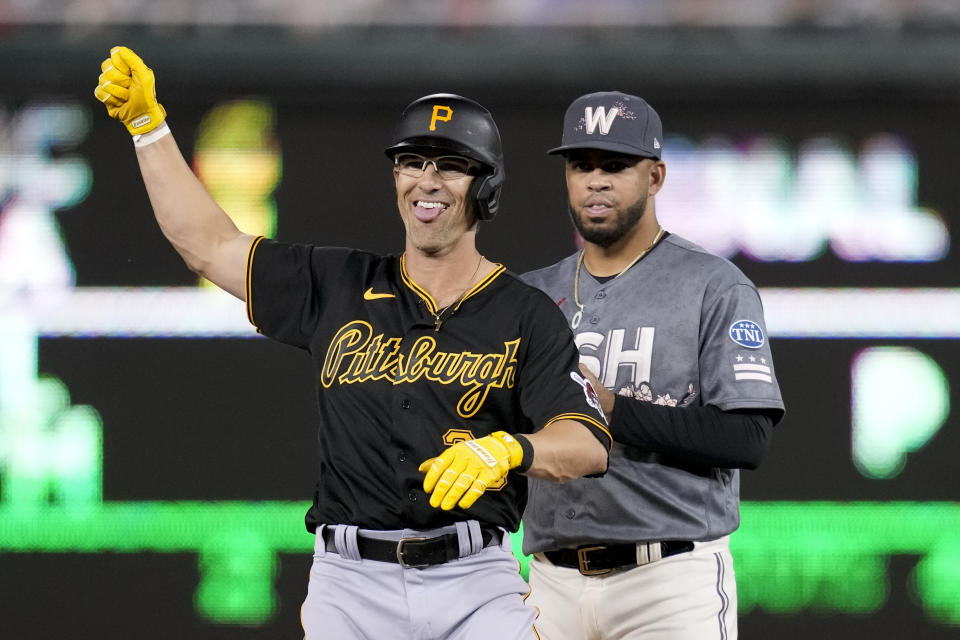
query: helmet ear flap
[{"left": 470, "top": 173, "right": 502, "bottom": 221}]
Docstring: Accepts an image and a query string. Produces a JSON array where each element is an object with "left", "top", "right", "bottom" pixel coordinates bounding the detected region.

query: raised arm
[{"left": 95, "top": 46, "right": 253, "bottom": 299}]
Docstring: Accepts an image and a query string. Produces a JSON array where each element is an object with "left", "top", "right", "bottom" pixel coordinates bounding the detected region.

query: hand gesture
[
  {"left": 419, "top": 431, "right": 524, "bottom": 510},
  {"left": 94, "top": 46, "right": 167, "bottom": 135}
]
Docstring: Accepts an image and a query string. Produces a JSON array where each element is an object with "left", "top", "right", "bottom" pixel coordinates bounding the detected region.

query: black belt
[
  {"left": 544, "top": 540, "right": 694, "bottom": 576},
  {"left": 322, "top": 526, "right": 500, "bottom": 569}
]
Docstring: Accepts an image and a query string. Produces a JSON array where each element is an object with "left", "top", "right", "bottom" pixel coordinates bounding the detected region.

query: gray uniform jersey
[{"left": 521, "top": 233, "right": 784, "bottom": 553}]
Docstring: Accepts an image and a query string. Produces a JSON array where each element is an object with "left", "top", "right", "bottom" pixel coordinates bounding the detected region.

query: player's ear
[{"left": 648, "top": 160, "right": 666, "bottom": 196}]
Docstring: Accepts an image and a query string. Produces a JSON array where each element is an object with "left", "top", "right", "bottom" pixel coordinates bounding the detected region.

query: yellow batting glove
[
  {"left": 94, "top": 46, "right": 166, "bottom": 136},
  {"left": 418, "top": 431, "right": 525, "bottom": 511}
]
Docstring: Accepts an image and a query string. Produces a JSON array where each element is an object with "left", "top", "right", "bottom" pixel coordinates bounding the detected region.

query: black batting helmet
[{"left": 385, "top": 93, "right": 505, "bottom": 221}]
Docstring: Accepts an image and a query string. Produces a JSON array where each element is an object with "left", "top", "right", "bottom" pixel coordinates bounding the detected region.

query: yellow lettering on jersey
[
  {"left": 455, "top": 340, "right": 520, "bottom": 417},
  {"left": 366, "top": 336, "right": 403, "bottom": 378},
  {"left": 340, "top": 333, "right": 380, "bottom": 380},
  {"left": 403, "top": 336, "right": 443, "bottom": 379},
  {"left": 321, "top": 321, "right": 372, "bottom": 387},
  {"left": 429, "top": 105, "right": 453, "bottom": 131},
  {"left": 321, "top": 320, "right": 519, "bottom": 418}
]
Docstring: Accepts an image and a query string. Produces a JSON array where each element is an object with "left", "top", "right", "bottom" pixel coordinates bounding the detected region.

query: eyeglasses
[{"left": 394, "top": 153, "right": 479, "bottom": 180}]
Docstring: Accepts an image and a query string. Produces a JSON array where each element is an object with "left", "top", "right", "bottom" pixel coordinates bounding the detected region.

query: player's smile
[
  {"left": 403, "top": 187, "right": 462, "bottom": 226},
  {"left": 414, "top": 199, "right": 449, "bottom": 222},
  {"left": 395, "top": 163, "right": 475, "bottom": 256}
]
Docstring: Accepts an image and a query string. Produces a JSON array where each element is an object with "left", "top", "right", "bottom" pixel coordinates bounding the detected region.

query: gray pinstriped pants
[{"left": 528, "top": 536, "right": 737, "bottom": 640}]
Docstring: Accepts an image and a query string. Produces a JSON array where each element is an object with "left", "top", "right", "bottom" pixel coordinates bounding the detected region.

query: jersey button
[
  {"left": 564, "top": 509, "right": 576, "bottom": 519},
  {"left": 398, "top": 451, "right": 407, "bottom": 462},
  {"left": 408, "top": 491, "right": 418, "bottom": 502},
  {"left": 400, "top": 399, "right": 411, "bottom": 409},
  {"left": 590, "top": 315, "right": 599, "bottom": 324},
  {"left": 596, "top": 290, "right": 606, "bottom": 299}
]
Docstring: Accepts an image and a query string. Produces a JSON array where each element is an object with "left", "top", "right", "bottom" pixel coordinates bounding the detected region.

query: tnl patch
[{"left": 729, "top": 320, "right": 764, "bottom": 349}]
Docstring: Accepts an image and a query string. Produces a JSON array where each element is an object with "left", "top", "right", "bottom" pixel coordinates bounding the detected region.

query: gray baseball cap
[{"left": 548, "top": 91, "right": 663, "bottom": 159}]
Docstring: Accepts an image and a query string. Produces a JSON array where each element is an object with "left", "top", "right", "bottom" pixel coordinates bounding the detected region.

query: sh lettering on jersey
[
  {"left": 577, "top": 326, "right": 655, "bottom": 389},
  {"left": 576, "top": 326, "right": 698, "bottom": 407}
]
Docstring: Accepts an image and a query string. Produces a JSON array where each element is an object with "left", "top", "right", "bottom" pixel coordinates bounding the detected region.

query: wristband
[
  {"left": 133, "top": 121, "right": 171, "bottom": 148},
  {"left": 512, "top": 433, "right": 534, "bottom": 473}
]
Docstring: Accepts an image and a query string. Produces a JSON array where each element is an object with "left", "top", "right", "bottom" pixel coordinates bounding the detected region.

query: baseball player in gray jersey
[{"left": 521, "top": 91, "right": 785, "bottom": 639}]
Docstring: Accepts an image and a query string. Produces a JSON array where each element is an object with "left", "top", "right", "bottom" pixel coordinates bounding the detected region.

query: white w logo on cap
[{"left": 583, "top": 106, "right": 619, "bottom": 135}]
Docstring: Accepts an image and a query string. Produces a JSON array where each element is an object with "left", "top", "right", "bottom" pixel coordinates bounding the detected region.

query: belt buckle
[
  {"left": 576, "top": 545, "right": 612, "bottom": 576},
  {"left": 396, "top": 536, "right": 429, "bottom": 569}
]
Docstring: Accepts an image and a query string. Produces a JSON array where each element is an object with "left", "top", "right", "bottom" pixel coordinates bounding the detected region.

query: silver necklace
[
  {"left": 571, "top": 227, "right": 665, "bottom": 330},
  {"left": 431, "top": 255, "right": 483, "bottom": 332}
]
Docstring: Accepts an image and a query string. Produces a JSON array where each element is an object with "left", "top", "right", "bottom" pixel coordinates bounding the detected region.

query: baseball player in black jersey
[
  {"left": 521, "top": 92, "right": 786, "bottom": 639},
  {"left": 95, "top": 47, "right": 612, "bottom": 639}
]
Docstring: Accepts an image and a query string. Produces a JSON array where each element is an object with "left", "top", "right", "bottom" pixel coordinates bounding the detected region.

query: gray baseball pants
[{"left": 301, "top": 522, "right": 537, "bottom": 639}]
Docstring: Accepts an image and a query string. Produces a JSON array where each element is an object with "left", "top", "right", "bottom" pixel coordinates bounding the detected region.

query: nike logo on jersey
[{"left": 363, "top": 287, "right": 396, "bottom": 300}]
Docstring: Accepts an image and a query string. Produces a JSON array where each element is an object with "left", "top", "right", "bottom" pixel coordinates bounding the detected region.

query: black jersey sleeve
[
  {"left": 515, "top": 284, "right": 612, "bottom": 450},
  {"left": 611, "top": 396, "right": 775, "bottom": 469},
  {"left": 245, "top": 238, "right": 358, "bottom": 349}
]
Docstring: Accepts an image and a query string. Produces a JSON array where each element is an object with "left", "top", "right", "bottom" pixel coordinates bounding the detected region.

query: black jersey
[{"left": 246, "top": 238, "right": 611, "bottom": 532}]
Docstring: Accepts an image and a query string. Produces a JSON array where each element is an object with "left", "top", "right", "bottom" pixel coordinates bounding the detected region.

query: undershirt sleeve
[{"left": 610, "top": 395, "right": 775, "bottom": 470}]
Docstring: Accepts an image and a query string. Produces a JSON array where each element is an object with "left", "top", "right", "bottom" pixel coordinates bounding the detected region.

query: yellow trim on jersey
[
  {"left": 245, "top": 235, "right": 266, "bottom": 331},
  {"left": 400, "top": 253, "right": 438, "bottom": 311},
  {"left": 543, "top": 413, "right": 613, "bottom": 450},
  {"left": 399, "top": 253, "right": 506, "bottom": 313},
  {"left": 453, "top": 263, "right": 506, "bottom": 312}
]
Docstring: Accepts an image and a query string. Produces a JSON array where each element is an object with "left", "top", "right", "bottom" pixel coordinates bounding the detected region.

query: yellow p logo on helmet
[{"left": 429, "top": 105, "right": 453, "bottom": 131}]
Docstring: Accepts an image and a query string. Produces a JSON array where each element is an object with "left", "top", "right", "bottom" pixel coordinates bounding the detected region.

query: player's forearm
[
  {"left": 524, "top": 419, "right": 608, "bottom": 482},
  {"left": 611, "top": 396, "right": 774, "bottom": 469},
  {"left": 135, "top": 131, "right": 251, "bottom": 296}
]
